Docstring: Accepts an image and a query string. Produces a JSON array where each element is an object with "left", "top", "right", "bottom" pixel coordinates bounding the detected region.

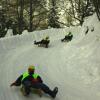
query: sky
[{"left": 0, "top": 13, "right": 100, "bottom": 100}]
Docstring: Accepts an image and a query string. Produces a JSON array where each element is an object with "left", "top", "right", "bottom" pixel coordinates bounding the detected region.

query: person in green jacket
[{"left": 10, "top": 65, "right": 58, "bottom": 98}]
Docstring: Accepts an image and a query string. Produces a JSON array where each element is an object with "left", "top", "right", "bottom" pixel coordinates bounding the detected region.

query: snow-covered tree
[{"left": 91, "top": 0, "right": 100, "bottom": 21}]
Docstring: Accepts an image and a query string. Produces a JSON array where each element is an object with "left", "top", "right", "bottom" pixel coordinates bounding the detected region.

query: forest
[{"left": 0, "top": 0, "right": 100, "bottom": 37}]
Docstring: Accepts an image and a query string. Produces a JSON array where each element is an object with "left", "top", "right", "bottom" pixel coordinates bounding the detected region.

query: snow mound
[{"left": 0, "top": 13, "right": 100, "bottom": 100}]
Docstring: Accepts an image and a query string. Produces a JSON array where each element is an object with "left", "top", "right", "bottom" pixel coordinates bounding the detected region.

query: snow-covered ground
[{"left": 0, "top": 13, "right": 100, "bottom": 100}]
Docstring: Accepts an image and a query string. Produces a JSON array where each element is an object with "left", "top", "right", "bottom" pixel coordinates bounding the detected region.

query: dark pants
[
  {"left": 22, "top": 80, "right": 54, "bottom": 97},
  {"left": 22, "top": 80, "right": 31, "bottom": 95}
]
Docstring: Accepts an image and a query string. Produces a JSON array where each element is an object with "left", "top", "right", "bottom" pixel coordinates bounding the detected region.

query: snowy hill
[{"left": 0, "top": 13, "right": 100, "bottom": 100}]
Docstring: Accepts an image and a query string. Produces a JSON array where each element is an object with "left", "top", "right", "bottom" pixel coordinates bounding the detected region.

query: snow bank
[
  {"left": 62, "top": 13, "right": 100, "bottom": 85},
  {"left": 5, "top": 29, "right": 13, "bottom": 37},
  {"left": 0, "top": 27, "right": 80, "bottom": 53}
]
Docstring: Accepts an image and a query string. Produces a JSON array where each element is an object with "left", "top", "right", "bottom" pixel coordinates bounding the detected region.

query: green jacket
[{"left": 21, "top": 72, "right": 39, "bottom": 81}]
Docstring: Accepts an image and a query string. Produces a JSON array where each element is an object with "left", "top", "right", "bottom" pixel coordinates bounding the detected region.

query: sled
[
  {"left": 20, "top": 85, "right": 43, "bottom": 97},
  {"left": 31, "top": 88, "right": 43, "bottom": 97},
  {"left": 34, "top": 40, "right": 50, "bottom": 48}
]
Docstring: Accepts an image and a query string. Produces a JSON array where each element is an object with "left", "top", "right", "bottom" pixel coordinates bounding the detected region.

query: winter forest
[{"left": 0, "top": 0, "right": 100, "bottom": 37}]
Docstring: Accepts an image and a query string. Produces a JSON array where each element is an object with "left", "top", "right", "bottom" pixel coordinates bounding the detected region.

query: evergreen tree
[{"left": 48, "top": 0, "right": 60, "bottom": 28}]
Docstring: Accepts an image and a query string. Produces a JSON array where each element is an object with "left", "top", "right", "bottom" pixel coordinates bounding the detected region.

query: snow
[
  {"left": 5, "top": 29, "right": 13, "bottom": 37},
  {"left": 0, "top": 13, "right": 100, "bottom": 100}
]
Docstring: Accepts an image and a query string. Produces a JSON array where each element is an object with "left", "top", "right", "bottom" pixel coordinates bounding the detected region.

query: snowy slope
[{"left": 0, "top": 13, "right": 100, "bottom": 100}]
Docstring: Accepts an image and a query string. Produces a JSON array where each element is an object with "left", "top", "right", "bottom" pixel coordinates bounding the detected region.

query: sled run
[{"left": 0, "top": 14, "right": 100, "bottom": 100}]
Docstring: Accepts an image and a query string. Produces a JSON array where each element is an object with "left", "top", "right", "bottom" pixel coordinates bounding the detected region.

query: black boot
[{"left": 51, "top": 87, "right": 58, "bottom": 98}]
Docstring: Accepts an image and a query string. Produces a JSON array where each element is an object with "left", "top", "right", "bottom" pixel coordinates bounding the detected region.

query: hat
[{"left": 28, "top": 65, "right": 35, "bottom": 71}]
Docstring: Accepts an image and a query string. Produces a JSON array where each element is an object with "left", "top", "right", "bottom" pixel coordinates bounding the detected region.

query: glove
[{"left": 10, "top": 82, "right": 16, "bottom": 87}]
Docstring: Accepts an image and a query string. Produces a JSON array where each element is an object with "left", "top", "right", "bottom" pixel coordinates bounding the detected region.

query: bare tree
[{"left": 68, "top": 0, "right": 94, "bottom": 25}]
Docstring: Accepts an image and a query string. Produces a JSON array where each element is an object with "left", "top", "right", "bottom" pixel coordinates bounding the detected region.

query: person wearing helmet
[
  {"left": 34, "top": 36, "right": 50, "bottom": 48},
  {"left": 45, "top": 36, "right": 49, "bottom": 40},
  {"left": 61, "top": 31, "right": 73, "bottom": 42},
  {"left": 10, "top": 65, "right": 58, "bottom": 98},
  {"left": 41, "top": 36, "right": 50, "bottom": 47}
]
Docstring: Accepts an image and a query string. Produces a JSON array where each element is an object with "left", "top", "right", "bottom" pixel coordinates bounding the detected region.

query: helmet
[
  {"left": 45, "top": 36, "right": 49, "bottom": 40},
  {"left": 68, "top": 31, "right": 71, "bottom": 35},
  {"left": 28, "top": 65, "right": 35, "bottom": 73}
]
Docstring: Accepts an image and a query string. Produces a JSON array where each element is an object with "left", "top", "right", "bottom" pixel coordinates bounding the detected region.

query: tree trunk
[
  {"left": 18, "top": 0, "right": 24, "bottom": 34},
  {"left": 29, "top": 0, "right": 33, "bottom": 32}
]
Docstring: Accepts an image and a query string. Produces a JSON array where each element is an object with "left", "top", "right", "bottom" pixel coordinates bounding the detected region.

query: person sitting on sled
[
  {"left": 61, "top": 31, "right": 73, "bottom": 42},
  {"left": 42, "top": 36, "right": 50, "bottom": 42},
  {"left": 34, "top": 36, "right": 50, "bottom": 48},
  {"left": 10, "top": 65, "right": 58, "bottom": 98}
]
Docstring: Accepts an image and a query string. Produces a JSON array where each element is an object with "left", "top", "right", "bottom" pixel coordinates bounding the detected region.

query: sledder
[
  {"left": 10, "top": 65, "right": 58, "bottom": 98},
  {"left": 34, "top": 36, "right": 50, "bottom": 48},
  {"left": 61, "top": 31, "right": 73, "bottom": 42}
]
